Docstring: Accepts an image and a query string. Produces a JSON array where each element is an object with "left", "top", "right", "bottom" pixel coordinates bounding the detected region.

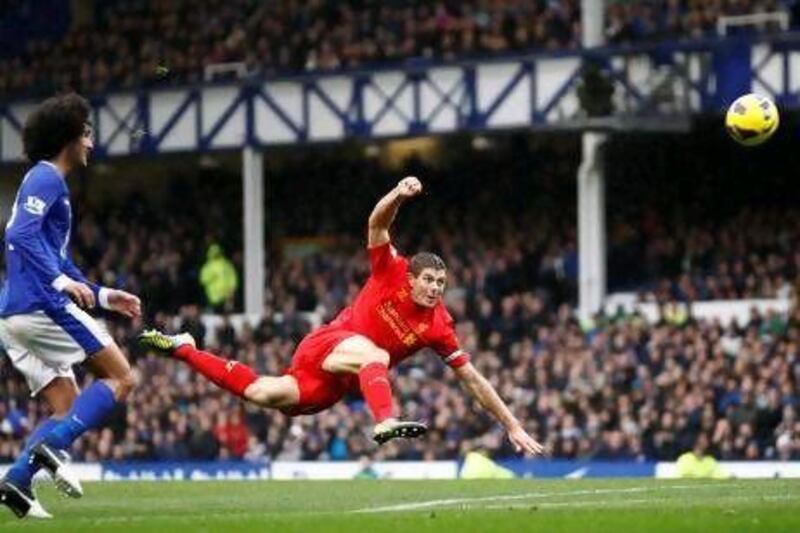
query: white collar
[{"left": 39, "top": 160, "right": 64, "bottom": 178}]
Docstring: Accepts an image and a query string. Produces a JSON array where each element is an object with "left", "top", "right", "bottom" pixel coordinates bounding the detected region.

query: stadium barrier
[
  {"left": 655, "top": 461, "right": 800, "bottom": 479},
  {"left": 498, "top": 459, "right": 656, "bottom": 478},
  {"left": 2, "top": 460, "right": 800, "bottom": 481},
  {"left": 603, "top": 296, "right": 790, "bottom": 325}
]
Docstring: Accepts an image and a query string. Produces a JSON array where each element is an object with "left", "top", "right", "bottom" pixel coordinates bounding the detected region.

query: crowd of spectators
[
  {"left": 2, "top": 270, "right": 799, "bottom": 464},
  {"left": 1, "top": 171, "right": 800, "bottom": 464},
  {"left": 1, "top": 0, "right": 797, "bottom": 100},
  {"left": 66, "top": 167, "right": 244, "bottom": 316},
  {"left": 55, "top": 136, "right": 800, "bottom": 325},
  {"left": 612, "top": 207, "right": 800, "bottom": 302},
  {"left": 1, "top": 129, "right": 799, "bottom": 464},
  {"left": 271, "top": 137, "right": 800, "bottom": 306}
]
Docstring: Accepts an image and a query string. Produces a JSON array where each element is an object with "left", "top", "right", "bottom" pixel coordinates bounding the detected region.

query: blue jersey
[{"left": 0, "top": 161, "right": 99, "bottom": 316}]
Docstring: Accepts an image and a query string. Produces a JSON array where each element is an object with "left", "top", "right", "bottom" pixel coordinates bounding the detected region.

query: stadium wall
[
  {"left": 1, "top": 461, "right": 799, "bottom": 481},
  {"left": 603, "top": 296, "right": 791, "bottom": 324},
  {"left": 3, "top": 36, "right": 799, "bottom": 161}
]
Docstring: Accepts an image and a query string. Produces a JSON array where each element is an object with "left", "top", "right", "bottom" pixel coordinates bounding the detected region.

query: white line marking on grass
[
  {"left": 483, "top": 497, "right": 655, "bottom": 510},
  {"left": 352, "top": 483, "right": 740, "bottom": 513},
  {"left": 481, "top": 493, "right": 798, "bottom": 511}
]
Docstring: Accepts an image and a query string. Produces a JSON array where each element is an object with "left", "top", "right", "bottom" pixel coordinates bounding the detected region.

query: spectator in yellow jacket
[
  {"left": 676, "top": 434, "right": 729, "bottom": 479},
  {"left": 200, "top": 243, "right": 238, "bottom": 310}
]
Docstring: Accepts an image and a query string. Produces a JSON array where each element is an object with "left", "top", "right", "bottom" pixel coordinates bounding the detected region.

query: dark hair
[
  {"left": 409, "top": 252, "right": 446, "bottom": 276},
  {"left": 23, "top": 93, "right": 90, "bottom": 162}
]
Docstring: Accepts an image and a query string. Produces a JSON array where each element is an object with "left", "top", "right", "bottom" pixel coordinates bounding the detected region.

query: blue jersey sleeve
[{"left": 4, "top": 170, "right": 65, "bottom": 287}]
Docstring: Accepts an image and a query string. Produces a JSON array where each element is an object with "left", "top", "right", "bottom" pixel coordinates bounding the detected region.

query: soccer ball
[{"left": 725, "top": 93, "right": 779, "bottom": 146}]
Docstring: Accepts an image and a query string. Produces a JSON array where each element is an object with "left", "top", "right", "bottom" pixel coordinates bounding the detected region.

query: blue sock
[
  {"left": 43, "top": 381, "right": 117, "bottom": 451},
  {"left": 4, "top": 418, "right": 59, "bottom": 489}
]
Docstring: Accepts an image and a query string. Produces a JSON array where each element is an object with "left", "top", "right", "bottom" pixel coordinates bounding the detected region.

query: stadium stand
[
  {"left": 4, "top": 0, "right": 800, "bottom": 528},
  {"left": 1, "top": 130, "right": 798, "bottom": 463},
  {"left": 0, "top": 0, "right": 796, "bottom": 100},
  {"left": 1, "top": 0, "right": 800, "bottom": 498},
  {"left": 3, "top": 268, "right": 798, "bottom": 463}
]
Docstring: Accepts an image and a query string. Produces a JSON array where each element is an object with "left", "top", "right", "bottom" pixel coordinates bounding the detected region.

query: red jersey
[{"left": 326, "top": 241, "right": 469, "bottom": 369}]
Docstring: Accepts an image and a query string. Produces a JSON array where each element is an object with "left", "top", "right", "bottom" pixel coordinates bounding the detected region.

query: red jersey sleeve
[
  {"left": 368, "top": 241, "right": 406, "bottom": 279},
  {"left": 431, "top": 309, "right": 470, "bottom": 369}
]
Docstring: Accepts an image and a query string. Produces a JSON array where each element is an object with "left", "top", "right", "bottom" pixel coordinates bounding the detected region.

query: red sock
[
  {"left": 175, "top": 345, "right": 258, "bottom": 397},
  {"left": 358, "top": 362, "right": 394, "bottom": 422}
]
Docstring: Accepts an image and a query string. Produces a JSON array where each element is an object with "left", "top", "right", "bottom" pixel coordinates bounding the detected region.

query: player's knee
[
  {"left": 244, "top": 376, "right": 298, "bottom": 408},
  {"left": 244, "top": 378, "right": 282, "bottom": 407},
  {"left": 362, "top": 348, "right": 390, "bottom": 368},
  {"left": 112, "top": 370, "right": 137, "bottom": 402},
  {"left": 243, "top": 379, "right": 269, "bottom": 405}
]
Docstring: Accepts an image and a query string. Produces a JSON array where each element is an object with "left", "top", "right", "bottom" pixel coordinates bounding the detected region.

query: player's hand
[
  {"left": 64, "top": 281, "right": 96, "bottom": 309},
  {"left": 396, "top": 176, "right": 422, "bottom": 199},
  {"left": 508, "top": 425, "right": 545, "bottom": 456},
  {"left": 107, "top": 290, "right": 141, "bottom": 319}
]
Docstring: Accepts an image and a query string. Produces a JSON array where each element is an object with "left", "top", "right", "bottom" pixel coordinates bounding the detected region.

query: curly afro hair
[{"left": 23, "top": 93, "right": 90, "bottom": 162}]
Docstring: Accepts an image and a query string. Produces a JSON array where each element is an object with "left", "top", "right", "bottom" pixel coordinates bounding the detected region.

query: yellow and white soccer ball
[{"left": 725, "top": 93, "right": 779, "bottom": 146}]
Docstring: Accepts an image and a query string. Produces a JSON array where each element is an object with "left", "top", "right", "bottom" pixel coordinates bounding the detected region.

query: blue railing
[{"left": 2, "top": 34, "right": 799, "bottom": 161}]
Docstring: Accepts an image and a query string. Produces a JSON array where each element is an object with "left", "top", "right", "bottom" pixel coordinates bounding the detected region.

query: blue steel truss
[{"left": 1, "top": 34, "right": 800, "bottom": 162}]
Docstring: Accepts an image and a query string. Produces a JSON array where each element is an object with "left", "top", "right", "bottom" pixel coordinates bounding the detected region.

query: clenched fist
[{"left": 396, "top": 176, "right": 422, "bottom": 199}]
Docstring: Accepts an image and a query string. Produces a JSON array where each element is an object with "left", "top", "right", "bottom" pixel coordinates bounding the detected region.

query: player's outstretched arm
[
  {"left": 454, "top": 362, "right": 545, "bottom": 456},
  {"left": 367, "top": 176, "right": 422, "bottom": 248}
]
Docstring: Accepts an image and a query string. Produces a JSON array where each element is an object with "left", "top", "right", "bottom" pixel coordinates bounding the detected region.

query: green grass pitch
[{"left": 2, "top": 479, "right": 799, "bottom": 532}]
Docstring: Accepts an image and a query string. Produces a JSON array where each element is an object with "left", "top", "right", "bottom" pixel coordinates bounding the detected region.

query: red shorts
[{"left": 280, "top": 326, "right": 360, "bottom": 416}]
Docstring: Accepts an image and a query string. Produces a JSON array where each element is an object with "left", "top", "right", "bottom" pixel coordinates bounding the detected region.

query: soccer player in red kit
[{"left": 140, "top": 177, "right": 543, "bottom": 453}]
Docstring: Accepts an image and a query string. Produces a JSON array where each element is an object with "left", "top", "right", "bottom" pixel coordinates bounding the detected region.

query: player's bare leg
[
  {"left": 29, "top": 344, "right": 135, "bottom": 501},
  {"left": 241, "top": 376, "right": 300, "bottom": 408},
  {"left": 38, "top": 378, "right": 80, "bottom": 418},
  {"left": 138, "top": 329, "right": 424, "bottom": 444},
  {"left": 85, "top": 345, "right": 137, "bottom": 403},
  {"left": 322, "top": 335, "right": 427, "bottom": 444},
  {"left": 137, "top": 330, "right": 299, "bottom": 409}
]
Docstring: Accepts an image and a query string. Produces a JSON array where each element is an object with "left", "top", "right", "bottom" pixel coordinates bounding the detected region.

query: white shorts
[{"left": 0, "top": 303, "right": 113, "bottom": 396}]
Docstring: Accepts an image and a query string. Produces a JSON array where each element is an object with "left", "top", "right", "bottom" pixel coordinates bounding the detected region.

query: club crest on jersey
[
  {"left": 23, "top": 195, "right": 46, "bottom": 216},
  {"left": 402, "top": 333, "right": 417, "bottom": 346}
]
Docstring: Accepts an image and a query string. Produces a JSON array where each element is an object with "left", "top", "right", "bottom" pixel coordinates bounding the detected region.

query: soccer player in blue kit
[{"left": 0, "top": 94, "right": 141, "bottom": 519}]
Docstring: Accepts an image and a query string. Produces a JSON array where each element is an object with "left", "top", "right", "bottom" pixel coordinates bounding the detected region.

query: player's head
[
  {"left": 23, "top": 93, "right": 93, "bottom": 169},
  {"left": 407, "top": 252, "right": 447, "bottom": 308}
]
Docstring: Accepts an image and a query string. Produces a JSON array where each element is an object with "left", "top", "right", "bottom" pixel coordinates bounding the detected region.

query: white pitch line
[
  {"left": 483, "top": 497, "right": 655, "bottom": 510},
  {"left": 482, "top": 493, "right": 797, "bottom": 511},
  {"left": 351, "top": 483, "right": 739, "bottom": 513}
]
